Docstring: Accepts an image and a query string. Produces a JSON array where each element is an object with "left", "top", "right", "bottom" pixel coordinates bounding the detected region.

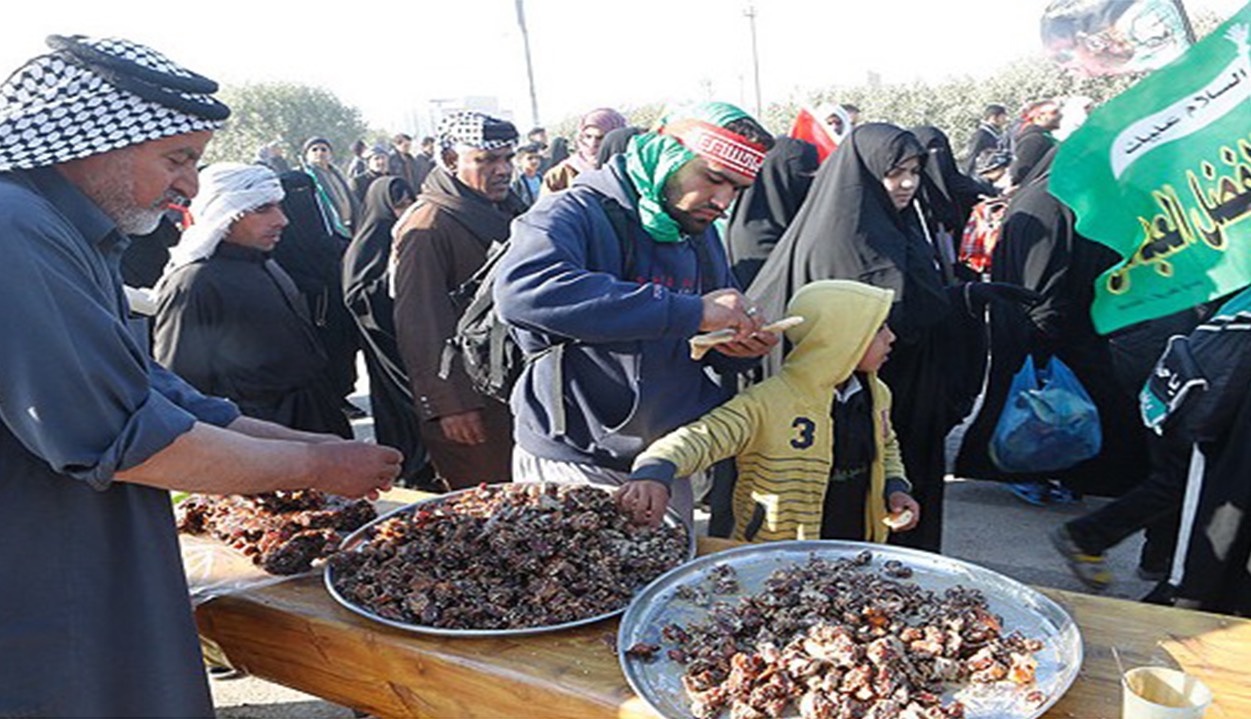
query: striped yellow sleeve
[
  {"left": 875, "top": 380, "right": 908, "bottom": 486},
  {"left": 633, "top": 392, "right": 760, "bottom": 479}
]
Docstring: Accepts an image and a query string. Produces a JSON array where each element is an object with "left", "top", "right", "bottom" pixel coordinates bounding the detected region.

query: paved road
[{"left": 210, "top": 377, "right": 1157, "bottom": 717}]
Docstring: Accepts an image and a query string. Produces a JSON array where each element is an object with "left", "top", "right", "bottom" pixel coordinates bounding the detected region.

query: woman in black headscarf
[
  {"left": 725, "top": 136, "right": 820, "bottom": 288},
  {"left": 595, "top": 125, "right": 642, "bottom": 167},
  {"left": 912, "top": 125, "right": 992, "bottom": 249},
  {"left": 342, "top": 177, "right": 432, "bottom": 484},
  {"left": 749, "top": 124, "right": 1031, "bottom": 552},
  {"left": 547, "top": 136, "right": 570, "bottom": 168}
]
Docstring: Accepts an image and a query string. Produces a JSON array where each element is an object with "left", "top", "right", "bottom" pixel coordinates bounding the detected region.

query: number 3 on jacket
[{"left": 790, "top": 417, "right": 816, "bottom": 449}]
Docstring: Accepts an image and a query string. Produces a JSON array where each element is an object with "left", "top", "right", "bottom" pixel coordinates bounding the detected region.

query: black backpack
[{"left": 439, "top": 191, "right": 637, "bottom": 404}]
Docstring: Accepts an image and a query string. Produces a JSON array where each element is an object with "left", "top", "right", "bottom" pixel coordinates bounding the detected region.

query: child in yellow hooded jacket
[{"left": 617, "top": 280, "right": 920, "bottom": 542}]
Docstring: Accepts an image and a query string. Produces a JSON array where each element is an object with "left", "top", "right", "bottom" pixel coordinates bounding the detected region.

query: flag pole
[{"left": 1172, "top": 0, "right": 1198, "bottom": 44}]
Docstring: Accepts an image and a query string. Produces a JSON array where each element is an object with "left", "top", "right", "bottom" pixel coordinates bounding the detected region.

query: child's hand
[
  {"left": 885, "top": 492, "right": 921, "bottom": 532},
  {"left": 616, "top": 480, "right": 671, "bottom": 528}
]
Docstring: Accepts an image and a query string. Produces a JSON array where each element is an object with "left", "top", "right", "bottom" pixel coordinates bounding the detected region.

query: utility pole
[
  {"left": 744, "top": 5, "right": 763, "bottom": 118},
  {"left": 515, "top": 0, "right": 541, "bottom": 127}
]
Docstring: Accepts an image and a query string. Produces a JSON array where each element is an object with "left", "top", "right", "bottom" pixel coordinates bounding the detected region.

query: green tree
[
  {"left": 768, "top": 56, "right": 1141, "bottom": 155},
  {"left": 203, "top": 82, "right": 371, "bottom": 168}
]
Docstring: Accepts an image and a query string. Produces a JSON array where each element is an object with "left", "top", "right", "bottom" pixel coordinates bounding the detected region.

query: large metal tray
[
  {"left": 324, "top": 484, "right": 695, "bottom": 637},
  {"left": 618, "top": 541, "right": 1082, "bottom": 719}
]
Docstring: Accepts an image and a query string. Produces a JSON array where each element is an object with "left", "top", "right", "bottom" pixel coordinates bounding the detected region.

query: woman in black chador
[
  {"left": 749, "top": 124, "right": 1033, "bottom": 552},
  {"left": 342, "top": 177, "right": 432, "bottom": 485}
]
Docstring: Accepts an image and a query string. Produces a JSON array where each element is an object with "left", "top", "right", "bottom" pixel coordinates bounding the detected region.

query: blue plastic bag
[{"left": 989, "top": 355, "right": 1102, "bottom": 473}]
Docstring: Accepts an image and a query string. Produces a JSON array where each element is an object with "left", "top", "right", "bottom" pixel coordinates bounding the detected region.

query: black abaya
[
  {"left": 343, "top": 177, "right": 430, "bottom": 481},
  {"left": 954, "top": 151, "right": 1149, "bottom": 497},
  {"left": 273, "top": 171, "right": 360, "bottom": 407},
  {"left": 154, "top": 244, "right": 350, "bottom": 438},
  {"left": 596, "top": 126, "right": 642, "bottom": 167},
  {"left": 725, "top": 137, "right": 819, "bottom": 288},
  {"left": 911, "top": 125, "right": 987, "bottom": 241}
]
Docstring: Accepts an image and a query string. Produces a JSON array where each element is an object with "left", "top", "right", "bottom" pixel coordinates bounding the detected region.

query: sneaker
[
  {"left": 1050, "top": 525, "right": 1113, "bottom": 591},
  {"left": 1006, "top": 481, "right": 1049, "bottom": 506}
]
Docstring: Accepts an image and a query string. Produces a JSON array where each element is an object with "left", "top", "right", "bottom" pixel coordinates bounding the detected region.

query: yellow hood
[{"left": 780, "top": 280, "right": 894, "bottom": 393}]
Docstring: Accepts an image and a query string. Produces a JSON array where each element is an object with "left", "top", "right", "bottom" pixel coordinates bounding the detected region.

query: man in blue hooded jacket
[{"left": 494, "top": 102, "right": 777, "bottom": 523}]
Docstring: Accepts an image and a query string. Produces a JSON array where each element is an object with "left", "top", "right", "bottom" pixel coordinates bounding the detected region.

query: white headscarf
[{"left": 167, "top": 163, "right": 284, "bottom": 270}]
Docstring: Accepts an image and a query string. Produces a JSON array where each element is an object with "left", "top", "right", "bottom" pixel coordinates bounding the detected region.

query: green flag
[{"left": 1051, "top": 2, "right": 1251, "bottom": 334}]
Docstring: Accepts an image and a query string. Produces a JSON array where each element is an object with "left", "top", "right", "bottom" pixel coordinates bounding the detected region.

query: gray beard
[
  {"left": 71, "top": 149, "right": 167, "bottom": 236},
  {"left": 113, "top": 206, "right": 165, "bottom": 236}
]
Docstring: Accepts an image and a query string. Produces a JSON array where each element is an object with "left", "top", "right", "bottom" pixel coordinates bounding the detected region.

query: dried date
[
  {"left": 662, "top": 554, "right": 1045, "bottom": 719},
  {"left": 177, "top": 490, "right": 375, "bottom": 575},
  {"left": 329, "top": 484, "right": 688, "bottom": 631}
]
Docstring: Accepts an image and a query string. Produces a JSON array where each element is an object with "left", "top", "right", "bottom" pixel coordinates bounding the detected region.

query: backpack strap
[
  {"left": 692, "top": 231, "right": 719, "bottom": 294},
  {"left": 597, "top": 197, "right": 637, "bottom": 281}
]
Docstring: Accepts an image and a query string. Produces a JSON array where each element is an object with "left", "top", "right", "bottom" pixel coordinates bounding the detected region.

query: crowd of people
[{"left": 3, "top": 32, "right": 1249, "bottom": 718}]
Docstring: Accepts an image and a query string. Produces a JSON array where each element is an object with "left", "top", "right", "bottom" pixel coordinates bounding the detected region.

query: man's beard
[
  {"left": 77, "top": 151, "right": 169, "bottom": 236},
  {"left": 112, "top": 204, "right": 166, "bottom": 236}
]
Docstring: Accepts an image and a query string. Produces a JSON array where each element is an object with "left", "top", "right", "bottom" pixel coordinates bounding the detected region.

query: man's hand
[
  {"left": 616, "top": 480, "right": 671, "bottom": 528},
  {"left": 439, "top": 409, "right": 487, "bottom": 445},
  {"left": 715, "top": 330, "right": 780, "bottom": 358},
  {"left": 307, "top": 442, "right": 403, "bottom": 500},
  {"left": 700, "top": 288, "right": 763, "bottom": 342},
  {"left": 885, "top": 492, "right": 921, "bottom": 532}
]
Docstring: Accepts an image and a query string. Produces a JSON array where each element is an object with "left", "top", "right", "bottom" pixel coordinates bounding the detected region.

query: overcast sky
[{"left": 0, "top": 0, "right": 1244, "bottom": 131}]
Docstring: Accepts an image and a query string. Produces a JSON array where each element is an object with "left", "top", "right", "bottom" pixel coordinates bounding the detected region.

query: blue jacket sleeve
[
  {"left": 148, "top": 361, "right": 240, "bottom": 428},
  {"left": 0, "top": 210, "right": 200, "bottom": 490},
  {"left": 493, "top": 196, "right": 705, "bottom": 343}
]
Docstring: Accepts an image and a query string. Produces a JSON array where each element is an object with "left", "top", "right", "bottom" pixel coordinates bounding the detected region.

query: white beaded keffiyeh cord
[
  {"left": 0, "top": 34, "right": 229, "bottom": 171},
  {"left": 167, "top": 163, "right": 284, "bottom": 270}
]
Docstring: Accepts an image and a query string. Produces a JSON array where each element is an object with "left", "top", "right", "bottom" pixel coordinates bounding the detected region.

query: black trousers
[{"left": 1065, "top": 429, "right": 1190, "bottom": 568}]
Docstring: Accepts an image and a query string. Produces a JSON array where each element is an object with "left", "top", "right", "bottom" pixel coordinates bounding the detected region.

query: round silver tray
[
  {"left": 618, "top": 540, "right": 1082, "bottom": 719},
  {"left": 324, "top": 484, "right": 695, "bottom": 637}
]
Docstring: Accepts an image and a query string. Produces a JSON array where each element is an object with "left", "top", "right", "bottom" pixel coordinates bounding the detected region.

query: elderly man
[
  {"left": 0, "top": 36, "right": 400, "bottom": 718},
  {"left": 154, "top": 163, "right": 352, "bottom": 438},
  {"left": 302, "top": 136, "right": 359, "bottom": 236},
  {"left": 392, "top": 111, "right": 526, "bottom": 489},
  {"left": 494, "top": 101, "right": 778, "bottom": 524}
]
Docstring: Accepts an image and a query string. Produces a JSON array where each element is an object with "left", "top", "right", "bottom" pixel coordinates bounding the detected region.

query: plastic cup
[{"left": 1122, "top": 666, "right": 1213, "bottom": 718}]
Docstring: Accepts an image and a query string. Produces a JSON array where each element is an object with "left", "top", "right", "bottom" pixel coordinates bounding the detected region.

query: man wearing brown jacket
[{"left": 392, "top": 112, "right": 525, "bottom": 488}]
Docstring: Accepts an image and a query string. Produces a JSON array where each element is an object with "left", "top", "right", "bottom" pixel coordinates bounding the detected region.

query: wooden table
[{"left": 190, "top": 495, "right": 1249, "bottom": 718}]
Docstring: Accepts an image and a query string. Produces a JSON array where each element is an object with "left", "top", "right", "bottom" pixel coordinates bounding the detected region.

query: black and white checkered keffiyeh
[
  {"left": 0, "top": 35, "right": 230, "bottom": 171},
  {"left": 436, "top": 111, "right": 518, "bottom": 155}
]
